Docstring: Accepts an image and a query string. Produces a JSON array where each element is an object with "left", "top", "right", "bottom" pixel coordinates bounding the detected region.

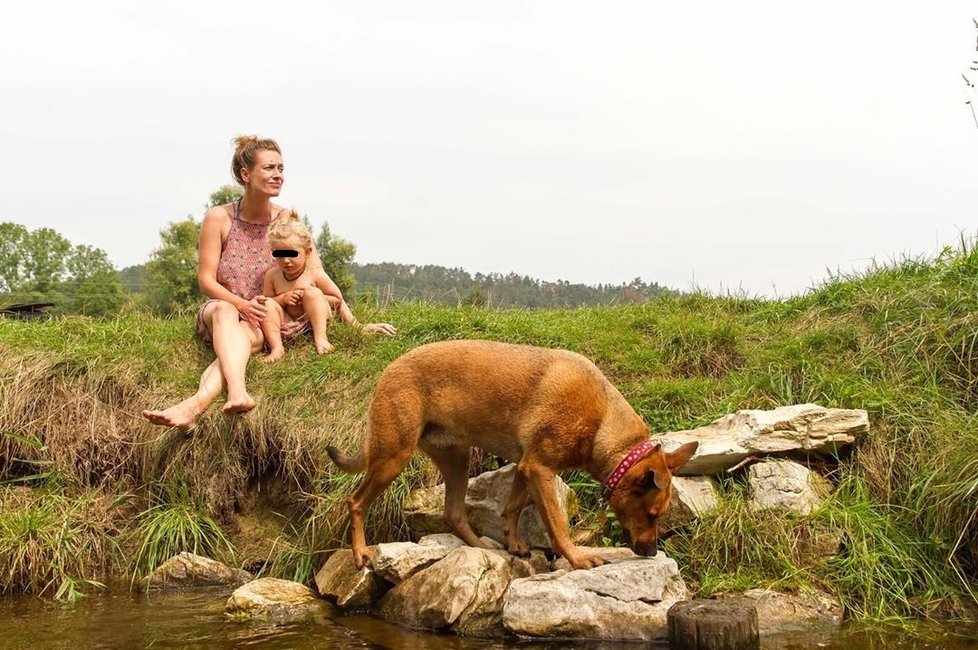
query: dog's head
[{"left": 607, "top": 441, "right": 699, "bottom": 557}]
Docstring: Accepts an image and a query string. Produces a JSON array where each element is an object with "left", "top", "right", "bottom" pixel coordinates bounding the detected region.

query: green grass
[{"left": 1, "top": 240, "right": 978, "bottom": 619}]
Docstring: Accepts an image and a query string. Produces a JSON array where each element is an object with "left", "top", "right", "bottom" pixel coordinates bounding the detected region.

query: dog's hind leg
[
  {"left": 424, "top": 444, "right": 492, "bottom": 550},
  {"left": 346, "top": 446, "right": 415, "bottom": 568},
  {"left": 502, "top": 470, "right": 530, "bottom": 557}
]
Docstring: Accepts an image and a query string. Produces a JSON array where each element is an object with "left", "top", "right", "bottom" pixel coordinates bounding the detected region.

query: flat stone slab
[
  {"left": 503, "top": 554, "right": 688, "bottom": 641},
  {"left": 657, "top": 404, "right": 868, "bottom": 475}
]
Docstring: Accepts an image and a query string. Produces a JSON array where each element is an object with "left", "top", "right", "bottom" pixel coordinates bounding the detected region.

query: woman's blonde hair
[
  {"left": 230, "top": 134, "right": 281, "bottom": 186},
  {"left": 267, "top": 210, "right": 313, "bottom": 249}
]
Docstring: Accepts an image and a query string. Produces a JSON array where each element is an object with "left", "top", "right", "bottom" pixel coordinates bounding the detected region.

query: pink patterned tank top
[{"left": 216, "top": 200, "right": 275, "bottom": 300}]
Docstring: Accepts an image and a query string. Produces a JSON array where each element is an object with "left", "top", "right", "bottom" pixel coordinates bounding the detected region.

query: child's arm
[
  {"left": 313, "top": 270, "right": 357, "bottom": 325},
  {"left": 263, "top": 269, "right": 303, "bottom": 308}
]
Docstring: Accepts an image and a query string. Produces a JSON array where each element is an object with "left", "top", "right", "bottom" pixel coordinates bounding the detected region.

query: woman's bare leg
[
  {"left": 207, "top": 302, "right": 263, "bottom": 413},
  {"left": 142, "top": 357, "right": 224, "bottom": 430},
  {"left": 302, "top": 286, "right": 334, "bottom": 354}
]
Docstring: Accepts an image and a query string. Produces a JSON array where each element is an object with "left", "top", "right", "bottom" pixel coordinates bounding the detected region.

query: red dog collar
[{"left": 602, "top": 440, "right": 656, "bottom": 501}]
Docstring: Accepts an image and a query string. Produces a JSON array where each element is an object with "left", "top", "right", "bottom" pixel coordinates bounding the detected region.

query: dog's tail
[{"left": 326, "top": 445, "right": 367, "bottom": 474}]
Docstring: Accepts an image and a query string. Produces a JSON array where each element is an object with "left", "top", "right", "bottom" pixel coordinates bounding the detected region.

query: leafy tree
[
  {"left": 144, "top": 219, "right": 201, "bottom": 314},
  {"left": 0, "top": 222, "right": 28, "bottom": 293},
  {"left": 315, "top": 222, "right": 357, "bottom": 299},
  {"left": 0, "top": 222, "right": 123, "bottom": 314},
  {"left": 20, "top": 228, "right": 72, "bottom": 294},
  {"left": 207, "top": 184, "right": 244, "bottom": 209},
  {"left": 62, "top": 245, "right": 125, "bottom": 316}
]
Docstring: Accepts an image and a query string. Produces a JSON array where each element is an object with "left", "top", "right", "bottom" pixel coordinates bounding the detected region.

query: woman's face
[{"left": 241, "top": 149, "right": 284, "bottom": 196}]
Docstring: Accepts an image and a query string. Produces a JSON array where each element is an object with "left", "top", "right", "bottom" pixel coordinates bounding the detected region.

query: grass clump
[
  {"left": 128, "top": 480, "right": 235, "bottom": 582},
  {"left": 0, "top": 486, "right": 121, "bottom": 601}
]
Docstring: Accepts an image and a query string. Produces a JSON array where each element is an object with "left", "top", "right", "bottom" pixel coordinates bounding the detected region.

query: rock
[
  {"left": 794, "top": 527, "right": 843, "bottom": 566},
  {"left": 735, "top": 588, "right": 842, "bottom": 635},
  {"left": 225, "top": 577, "right": 336, "bottom": 623},
  {"left": 314, "top": 548, "right": 388, "bottom": 611},
  {"left": 378, "top": 546, "right": 514, "bottom": 637},
  {"left": 403, "top": 463, "right": 577, "bottom": 551},
  {"left": 657, "top": 404, "right": 868, "bottom": 475},
  {"left": 659, "top": 476, "right": 719, "bottom": 532},
  {"left": 492, "top": 549, "right": 551, "bottom": 578},
  {"left": 550, "top": 546, "right": 637, "bottom": 571},
  {"left": 141, "top": 552, "right": 252, "bottom": 591},
  {"left": 373, "top": 534, "right": 468, "bottom": 584},
  {"left": 747, "top": 460, "right": 832, "bottom": 515},
  {"left": 503, "top": 554, "right": 688, "bottom": 641}
]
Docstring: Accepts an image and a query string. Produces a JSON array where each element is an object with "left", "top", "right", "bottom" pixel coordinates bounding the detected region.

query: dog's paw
[
  {"left": 507, "top": 539, "right": 531, "bottom": 557},
  {"left": 567, "top": 553, "right": 606, "bottom": 570},
  {"left": 352, "top": 548, "right": 373, "bottom": 570}
]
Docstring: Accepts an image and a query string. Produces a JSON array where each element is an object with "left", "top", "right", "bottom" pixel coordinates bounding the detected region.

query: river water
[{"left": 0, "top": 589, "right": 976, "bottom": 650}]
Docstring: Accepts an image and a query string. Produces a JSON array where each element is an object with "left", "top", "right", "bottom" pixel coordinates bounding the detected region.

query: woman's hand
[
  {"left": 238, "top": 296, "right": 268, "bottom": 327},
  {"left": 363, "top": 322, "right": 397, "bottom": 336}
]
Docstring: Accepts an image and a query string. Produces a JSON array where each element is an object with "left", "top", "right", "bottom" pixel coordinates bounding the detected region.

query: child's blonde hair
[{"left": 267, "top": 210, "right": 313, "bottom": 249}]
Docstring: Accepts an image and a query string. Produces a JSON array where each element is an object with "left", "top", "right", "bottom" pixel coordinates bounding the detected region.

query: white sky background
[{"left": 1, "top": 2, "right": 976, "bottom": 297}]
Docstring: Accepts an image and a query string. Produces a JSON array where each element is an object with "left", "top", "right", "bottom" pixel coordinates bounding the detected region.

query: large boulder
[
  {"left": 657, "top": 404, "right": 868, "bottom": 475},
  {"left": 659, "top": 475, "right": 719, "bottom": 532},
  {"left": 377, "top": 546, "right": 514, "bottom": 637},
  {"left": 225, "top": 577, "right": 336, "bottom": 623},
  {"left": 314, "top": 548, "right": 388, "bottom": 611},
  {"left": 503, "top": 554, "right": 688, "bottom": 641},
  {"left": 747, "top": 459, "right": 832, "bottom": 515},
  {"left": 141, "top": 552, "right": 252, "bottom": 591},
  {"left": 403, "top": 463, "right": 577, "bottom": 550}
]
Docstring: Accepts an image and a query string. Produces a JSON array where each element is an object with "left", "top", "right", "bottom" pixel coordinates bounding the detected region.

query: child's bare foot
[
  {"left": 262, "top": 346, "right": 285, "bottom": 364},
  {"left": 142, "top": 398, "right": 200, "bottom": 431},
  {"left": 222, "top": 392, "right": 256, "bottom": 414},
  {"left": 314, "top": 337, "right": 334, "bottom": 355}
]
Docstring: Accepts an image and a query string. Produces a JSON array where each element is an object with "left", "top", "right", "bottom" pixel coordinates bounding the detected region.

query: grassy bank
[{"left": 1, "top": 243, "right": 978, "bottom": 622}]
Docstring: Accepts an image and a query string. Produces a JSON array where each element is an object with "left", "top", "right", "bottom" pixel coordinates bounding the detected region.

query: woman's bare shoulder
[{"left": 203, "top": 203, "right": 234, "bottom": 224}]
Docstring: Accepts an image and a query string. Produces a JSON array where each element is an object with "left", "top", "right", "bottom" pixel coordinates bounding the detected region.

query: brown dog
[{"left": 327, "top": 339, "right": 699, "bottom": 570}]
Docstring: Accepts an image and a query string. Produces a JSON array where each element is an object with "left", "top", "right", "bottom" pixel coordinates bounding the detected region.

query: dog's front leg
[{"left": 519, "top": 459, "right": 604, "bottom": 570}]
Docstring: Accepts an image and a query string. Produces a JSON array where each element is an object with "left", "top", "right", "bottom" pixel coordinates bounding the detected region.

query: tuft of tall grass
[
  {"left": 128, "top": 480, "right": 235, "bottom": 582},
  {"left": 0, "top": 487, "right": 121, "bottom": 601}
]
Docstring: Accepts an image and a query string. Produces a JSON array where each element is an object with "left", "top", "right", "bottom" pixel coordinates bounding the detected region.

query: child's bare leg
[
  {"left": 302, "top": 286, "right": 334, "bottom": 354},
  {"left": 261, "top": 300, "right": 286, "bottom": 364}
]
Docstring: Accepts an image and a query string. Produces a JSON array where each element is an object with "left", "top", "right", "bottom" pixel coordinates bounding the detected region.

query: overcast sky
[{"left": 2, "top": 2, "right": 976, "bottom": 297}]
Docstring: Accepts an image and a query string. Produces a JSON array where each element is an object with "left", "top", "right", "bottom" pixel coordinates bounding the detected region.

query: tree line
[{"left": 1, "top": 185, "right": 669, "bottom": 316}]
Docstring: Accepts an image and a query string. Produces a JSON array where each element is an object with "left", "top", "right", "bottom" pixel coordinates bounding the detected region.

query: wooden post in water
[{"left": 667, "top": 598, "right": 759, "bottom": 650}]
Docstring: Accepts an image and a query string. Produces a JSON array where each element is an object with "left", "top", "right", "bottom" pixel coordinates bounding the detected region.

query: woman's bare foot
[
  {"left": 314, "top": 336, "right": 334, "bottom": 355},
  {"left": 142, "top": 397, "right": 201, "bottom": 431},
  {"left": 222, "top": 392, "right": 256, "bottom": 414},
  {"left": 262, "top": 346, "right": 285, "bottom": 364}
]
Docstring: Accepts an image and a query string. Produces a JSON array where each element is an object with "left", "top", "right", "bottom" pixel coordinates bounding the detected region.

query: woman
[{"left": 143, "top": 135, "right": 394, "bottom": 430}]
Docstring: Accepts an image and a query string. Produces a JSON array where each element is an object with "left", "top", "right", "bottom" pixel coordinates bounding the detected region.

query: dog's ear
[
  {"left": 639, "top": 468, "right": 670, "bottom": 491},
  {"left": 666, "top": 441, "right": 699, "bottom": 472}
]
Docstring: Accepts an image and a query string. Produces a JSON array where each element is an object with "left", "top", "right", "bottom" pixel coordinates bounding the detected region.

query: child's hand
[{"left": 283, "top": 289, "right": 304, "bottom": 306}]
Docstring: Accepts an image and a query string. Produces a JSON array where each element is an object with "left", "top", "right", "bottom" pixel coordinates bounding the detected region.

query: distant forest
[
  {"left": 352, "top": 262, "right": 670, "bottom": 307},
  {"left": 120, "top": 262, "right": 670, "bottom": 309}
]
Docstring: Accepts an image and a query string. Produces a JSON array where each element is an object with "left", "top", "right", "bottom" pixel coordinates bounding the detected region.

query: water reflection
[{"left": 0, "top": 590, "right": 975, "bottom": 650}]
